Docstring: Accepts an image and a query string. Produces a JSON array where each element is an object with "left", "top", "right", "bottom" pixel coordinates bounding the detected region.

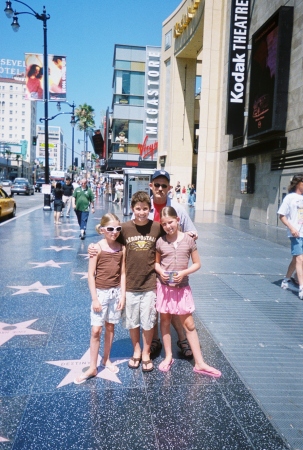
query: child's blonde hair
[{"left": 95, "top": 213, "right": 120, "bottom": 235}]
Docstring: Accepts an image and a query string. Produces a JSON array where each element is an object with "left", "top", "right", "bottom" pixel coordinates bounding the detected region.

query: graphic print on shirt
[{"left": 126, "top": 235, "right": 157, "bottom": 251}]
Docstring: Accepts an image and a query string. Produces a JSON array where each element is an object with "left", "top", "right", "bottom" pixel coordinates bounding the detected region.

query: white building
[
  {"left": 0, "top": 77, "right": 36, "bottom": 179},
  {"left": 36, "top": 125, "right": 66, "bottom": 171}
]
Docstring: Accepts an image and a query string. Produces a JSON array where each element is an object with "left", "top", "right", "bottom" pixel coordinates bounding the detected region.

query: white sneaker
[
  {"left": 281, "top": 279, "right": 289, "bottom": 290},
  {"left": 299, "top": 288, "right": 303, "bottom": 300}
]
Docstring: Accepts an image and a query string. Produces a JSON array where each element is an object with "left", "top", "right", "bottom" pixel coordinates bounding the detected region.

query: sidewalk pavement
[{"left": 0, "top": 195, "right": 302, "bottom": 450}]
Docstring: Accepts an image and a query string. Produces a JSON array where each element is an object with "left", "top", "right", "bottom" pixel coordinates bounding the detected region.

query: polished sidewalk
[{"left": 0, "top": 195, "right": 302, "bottom": 449}]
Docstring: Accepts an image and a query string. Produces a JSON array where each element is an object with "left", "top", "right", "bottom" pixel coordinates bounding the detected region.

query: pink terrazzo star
[
  {"left": 7, "top": 281, "right": 62, "bottom": 295},
  {"left": 0, "top": 319, "right": 46, "bottom": 346},
  {"left": 46, "top": 349, "right": 129, "bottom": 387}
]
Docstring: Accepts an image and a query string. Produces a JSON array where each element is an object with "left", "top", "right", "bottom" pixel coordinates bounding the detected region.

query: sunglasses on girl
[
  {"left": 154, "top": 183, "right": 168, "bottom": 189},
  {"left": 104, "top": 226, "right": 122, "bottom": 232}
]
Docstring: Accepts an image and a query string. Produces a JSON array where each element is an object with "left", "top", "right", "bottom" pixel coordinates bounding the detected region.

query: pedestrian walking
[
  {"left": 61, "top": 177, "right": 74, "bottom": 218},
  {"left": 74, "top": 213, "right": 126, "bottom": 384},
  {"left": 188, "top": 184, "right": 196, "bottom": 207},
  {"left": 175, "top": 181, "right": 181, "bottom": 203},
  {"left": 72, "top": 178, "right": 95, "bottom": 240},
  {"left": 53, "top": 182, "right": 64, "bottom": 225},
  {"left": 155, "top": 206, "right": 221, "bottom": 377},
  {"left": 278, "top": 173, "right": 303, "bottom": 299}
]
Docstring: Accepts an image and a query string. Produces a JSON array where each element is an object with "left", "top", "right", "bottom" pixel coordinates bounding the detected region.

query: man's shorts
[
  {"left": 122, "top": 290, "right": 157, "bottom": 330},
  {"left": 290, "top": 237, "right": 303, "bottom": 256},
  {"left": 91, "top": 287, "right": 122, "bottom": 327}
]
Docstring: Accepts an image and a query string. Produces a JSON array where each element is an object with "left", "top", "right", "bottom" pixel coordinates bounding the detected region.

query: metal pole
[
  {"left": 43, "top": 8, "right": 49, "bottom": 185},
  {"left": 71, "top": 126, "right": 75, "bottom": 182}
]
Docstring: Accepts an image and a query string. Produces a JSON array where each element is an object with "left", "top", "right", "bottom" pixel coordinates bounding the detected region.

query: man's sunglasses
[
  {"left": 104, "top": 226, "right": 122, "bottom": 232},
  {"left": 154, "top": 183, "right": 168, "bottom": 189}
]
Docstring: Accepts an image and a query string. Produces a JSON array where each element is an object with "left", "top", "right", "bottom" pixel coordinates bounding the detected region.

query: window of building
[
  {"left": 9, "top": 110, "right": 12, "bottom": 114},
  {"left": 9, "top": 102, "right": 13, "bottom": 107},
  {"left": 22, "top": 135, "right": 25, "bottom": 139},
  {"left": 165, "top": 30, "right": 172, "bottom": 50},
  {"left": 9, "top": 134, "right": 12, "bottom": 138},
  {"left": 9, "top": 126, "right": 12, "bottom": 130},
  {"left": 22, "top": 127, "right": 25, "bottom": 131},
  {"left": 115, "top": 70, "right": 144, "bottom": 96},
  {"left": 10, "top": 86, "right": 13, "bottom": 90}
]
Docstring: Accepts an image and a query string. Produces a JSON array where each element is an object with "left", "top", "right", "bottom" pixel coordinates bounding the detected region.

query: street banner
[
  {"left": 24, "top": 53, "right": 44, "bottom": 100},
  {"left": 48, "top": 55, "right": 67, "bottom": 101},
  {"left": 24, "top": 53, "right": 66, "bottom": 101}
]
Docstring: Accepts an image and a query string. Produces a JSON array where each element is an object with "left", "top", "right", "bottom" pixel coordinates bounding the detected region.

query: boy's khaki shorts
[{"left": 122, "top": 290, "right": 157, "bottom": 330}]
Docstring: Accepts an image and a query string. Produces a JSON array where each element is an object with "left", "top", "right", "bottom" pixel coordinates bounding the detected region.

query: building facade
[
  {"left": 159, "top": 0, "right": 303, "bottom": 228},
  {"left": 106, "top": 44, "right": 160, "bottom": 170},
  {"left": 0, "top": 77, "right": 37, "bottom": 180},
  {"left": 36, "top": 125, "right": 66, "bottom": 172}
]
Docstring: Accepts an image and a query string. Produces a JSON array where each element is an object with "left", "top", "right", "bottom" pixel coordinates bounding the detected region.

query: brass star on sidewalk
[
  {"left": 0, "top": 319, "right": 46, "bottom": 346},
  {"left": 46, "top": 349, "right": 129, "bottom": 387},
  {"left": 0, "top": 437, "right": 9, "bottom": 442},
  {"left": 7, "top": 281, "right": 63, "bottom": 295},
  {"left": 74, "top": 272, "right": 88, "bottom": 279},
  {"left": 29, "top": 260, "right": 71, "bottom": 269},
  {"left": 43, "top": 246, "right": 75, "bottom": 252},
  {"left": 55, "top": 236, "right": 78, "bottom": 241}
]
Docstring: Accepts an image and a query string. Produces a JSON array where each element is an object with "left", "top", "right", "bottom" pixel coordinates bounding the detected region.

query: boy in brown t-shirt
[
  {"left": 118, "top": 191, "right": 162, "bottom": 372},
  {"left": 88, "top": 191, "right": 162, "bottom": 372}
]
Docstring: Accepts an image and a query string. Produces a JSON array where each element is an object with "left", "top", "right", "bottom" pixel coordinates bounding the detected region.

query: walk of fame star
[
  {"left": 29, "top": 260, "right": 71, "bottom": 269},
  {"left": 0, "top": 437, "right": 9, "bottom": 442},
  {"left": 74, "top": 272, "right": 88, "bottom": 279},
  {"left": 55, "top": 236, "right": 78, "bottom": 241},
  {"left": 7, "top": 281, "right": 62, "bottom": 295},
  {"left": 0, "top": 319, "right": 46, "bottom": 346},
  {"left": 43, "top": 246, "right": 75, "bottom": 252},
  {"left": 61, "top": 228, "right": 79, "bottom": 233},
  {"left": 79, "top": 254, "right": 90, "bottom": 259},
  {"left": 46, "top": 349, "right": 129, "bottom": 387}
]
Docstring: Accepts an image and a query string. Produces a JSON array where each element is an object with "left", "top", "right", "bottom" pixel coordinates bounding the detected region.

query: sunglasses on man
[{"left": 153, "top": 183, "right": 168, "bottom": 189}]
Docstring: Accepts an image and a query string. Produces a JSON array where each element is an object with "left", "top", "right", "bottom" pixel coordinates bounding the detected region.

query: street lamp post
[
  {"left": 40, "top": 101, "right": 76, "bottom": 180},
  {"left": 4, "top": 0, "right": 50, "bottom": 202},
  {"left": 58, "top": 102, "right": 77, "bottom": 182}
]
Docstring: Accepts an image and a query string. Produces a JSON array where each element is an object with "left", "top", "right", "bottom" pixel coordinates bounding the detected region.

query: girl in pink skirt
[{"left": 155, "top": 206, "right": 221, "bottom": 376}]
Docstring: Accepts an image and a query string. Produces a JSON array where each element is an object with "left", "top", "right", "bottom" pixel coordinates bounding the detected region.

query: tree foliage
[{"left": 75, "top": 103, "right": 95, "bottom": 131}]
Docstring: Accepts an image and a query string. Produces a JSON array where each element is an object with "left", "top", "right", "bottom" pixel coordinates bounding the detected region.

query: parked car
[
  {"left": 35, "top": 178, "right": 45, "bottom": 192},
  {"left": 11, "top": 179, "right": 35, "bottom": 196},
  {"left": 0, "top": 180, "right": 13, "bottom": 196},
  {"left": 0, "top": 187, "right": 16, "bottom": 219}
]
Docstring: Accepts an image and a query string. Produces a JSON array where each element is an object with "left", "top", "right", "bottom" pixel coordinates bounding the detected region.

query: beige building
[{"left": 159, "top": 0, "right": 302, "bottom": 227}]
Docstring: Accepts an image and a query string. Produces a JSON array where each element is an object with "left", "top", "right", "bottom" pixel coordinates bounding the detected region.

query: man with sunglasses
[
  {"left": 72, "top": 178, "right": 95, "bottom": 240},
  {"left": 148, "top": 170, "right": 198, "bottom": 358}
]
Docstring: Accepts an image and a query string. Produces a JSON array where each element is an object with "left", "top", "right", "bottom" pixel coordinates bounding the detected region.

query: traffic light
[
  {"left": 32, "top": 136, "right": 37, "bottom": 146},
  {"left": 81, "top": 162, "right": 85, "bottom": 170},
  {"left": 74, "top": 157, "right": 78, "bottom": 167}
]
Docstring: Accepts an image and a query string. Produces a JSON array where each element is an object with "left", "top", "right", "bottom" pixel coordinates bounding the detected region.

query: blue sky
[{"left": 0, "top": 0, "right": 180, "bottom": 163}]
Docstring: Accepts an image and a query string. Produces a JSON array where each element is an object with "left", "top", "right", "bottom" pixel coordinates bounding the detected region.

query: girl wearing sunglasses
[{"left": 74, "top": 213, "right": 126, "bottom": 384}]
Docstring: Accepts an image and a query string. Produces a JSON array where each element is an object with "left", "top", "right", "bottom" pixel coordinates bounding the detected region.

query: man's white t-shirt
[{"left": 277, "top": 192, "right": 303, "bottom": 237}]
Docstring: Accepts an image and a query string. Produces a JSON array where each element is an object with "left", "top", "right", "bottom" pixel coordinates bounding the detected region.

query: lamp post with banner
[{"left": 4, "top": 0, "right": 51, "bottom": 209}]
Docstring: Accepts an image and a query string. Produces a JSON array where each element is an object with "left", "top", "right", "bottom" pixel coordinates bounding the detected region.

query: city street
[{"left": 0, "top": 195, "right": 302, "bottom": 449}]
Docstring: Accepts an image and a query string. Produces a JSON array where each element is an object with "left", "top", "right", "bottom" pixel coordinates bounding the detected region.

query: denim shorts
[
  {"left": 122, "top": 290, "right": 157, "bottom": 330},
  {"left": 290, "top": 237, "right": 303, "bottom": 255},
  {"left": 90, "top": 287, "right": 122, "bottom": 326}
]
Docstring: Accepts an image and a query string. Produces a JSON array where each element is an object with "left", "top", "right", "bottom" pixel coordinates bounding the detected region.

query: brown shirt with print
[{"left": 117, "top": 220, "right": 163, "bottom": 292}]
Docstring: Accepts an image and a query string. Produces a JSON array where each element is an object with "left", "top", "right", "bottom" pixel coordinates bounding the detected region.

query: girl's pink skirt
[{"left": 156, "top": 281, "right": 195, "bottom": 315}]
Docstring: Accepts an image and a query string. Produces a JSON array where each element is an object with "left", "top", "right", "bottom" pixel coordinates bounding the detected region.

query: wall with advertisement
[{"left": 247, "top": 7, "right": 293, "bottom": 138}]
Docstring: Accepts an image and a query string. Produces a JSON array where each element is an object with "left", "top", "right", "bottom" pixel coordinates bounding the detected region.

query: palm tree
[
  {"left": 75, "top": 103, "right": 95, "bottom": 179},
  {"left": 75, "top": 103, "right": 95, "bottom": 131}
]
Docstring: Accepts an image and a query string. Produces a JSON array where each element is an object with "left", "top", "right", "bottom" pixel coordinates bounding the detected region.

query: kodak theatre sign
[{"left": 226, "top": 0, "right": 250, "bottom": 135}]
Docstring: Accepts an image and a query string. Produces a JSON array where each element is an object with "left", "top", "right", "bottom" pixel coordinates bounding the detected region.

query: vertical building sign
[
  {"left": 226, "top": 0, "right": 250, "bottom": 135},
  {"left": 141, "top": 46, "right": 160, "bottom": 160}
]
